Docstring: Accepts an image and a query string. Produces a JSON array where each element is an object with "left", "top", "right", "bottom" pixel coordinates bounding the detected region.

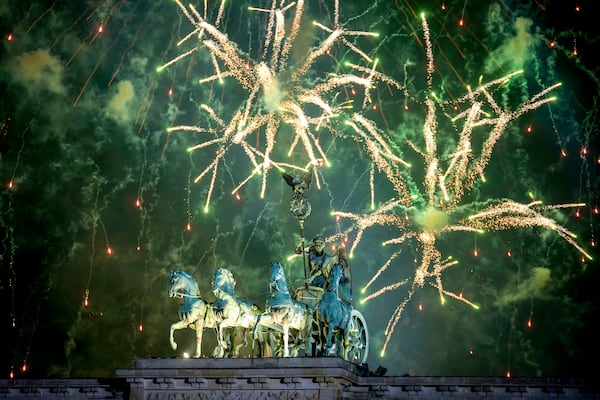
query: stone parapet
[{"left": 1, "top": 358, "right": 598, "bottom": 399}]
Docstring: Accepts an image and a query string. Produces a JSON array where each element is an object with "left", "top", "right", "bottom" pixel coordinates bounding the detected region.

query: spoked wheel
[{"left": 345, "top": 309, "right": 369, "bottom": 364}]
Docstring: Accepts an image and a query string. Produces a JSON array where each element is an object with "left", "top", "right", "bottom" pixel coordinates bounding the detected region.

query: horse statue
[
  {"left": 211, "top": 266, "right": 264, "bottom": 357},
  {"left": 253, "top": 261, "right": 314, "bottom": 357},
  {"left": 315, "top": 263, "right": 369, "bottom": 363},
  {"left": 168, "top": 270, "right": 218, "bottom": 358}
]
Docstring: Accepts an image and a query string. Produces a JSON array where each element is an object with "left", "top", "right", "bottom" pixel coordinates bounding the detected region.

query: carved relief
[{"left": 144, "top": 390, "right": 319, "bottom": 400}]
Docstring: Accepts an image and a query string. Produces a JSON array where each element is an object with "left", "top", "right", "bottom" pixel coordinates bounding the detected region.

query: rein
[{"left": 173, "top": 290, "right": 202, "bottom": 299}]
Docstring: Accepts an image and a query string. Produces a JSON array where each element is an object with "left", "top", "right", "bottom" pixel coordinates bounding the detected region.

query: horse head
[
  {"left": 212, "top": 266, "right": 236, "bottom": 296},
  {"left": 326, "top": 263, "right": 343, "bottom": 292},
  {"left": 269, "top": 261, "right": 289, "bottom": 294},
  {"left": 168, "top": 270, "right": 200, "bottom": 298}
]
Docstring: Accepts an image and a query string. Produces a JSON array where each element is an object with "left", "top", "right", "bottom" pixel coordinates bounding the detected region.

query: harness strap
[{"left": 174, "top": 290, "right": 202, "bottom": 299}]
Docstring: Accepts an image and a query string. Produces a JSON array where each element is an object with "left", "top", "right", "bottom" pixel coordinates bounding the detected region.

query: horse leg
[
  {"left": 317, "top": 322, "right": 328, "bottom": 356},
  {"left": 256, "top": 329, "right": 274, "bottom": 358},
  {"left": 211, "top": 326, "right": 225, "bottom": 358},
  {"left": 234, "top": 328, "right": 247, "bottom": 357},
  {"left": 213, "top": 345, "right": 225, "bottom": 358},
  {"left": 304, "top": 315, "right": 314, "bottom": 357},
  {"left": 326, "top": 323, "right": 336, "bottom": 356},
  {"left": 283, "top": 325, "right": 290, "bottom": 357},
  {"left": 193, "top": 319, "right": 204, "bottom": 358},
  {"left": 250, "top": 327, "right": 258, "bottom": 357},
  {"left": 224, "top": 327, "right": 235, "bottom": 357},
  {"left": 216, "top": 323, "right": 228, "bottom": 355},
  {"left": 253, "top": 314, "right": 263, "bottom": 340},
  {"left": 253, "top": 314, "right": 277, "bottom": 357},
  {"left": 342, "top": 330, "right": 351, "bottom": 361},
  {"left": 263, "top": 330, "right": 276, "bottom": 358},
  {"left": 169, "top": 320, "right": 189, "bottom": 351},
  {"left": 252, "top": 314, "right": 263, "bottom": 357}
]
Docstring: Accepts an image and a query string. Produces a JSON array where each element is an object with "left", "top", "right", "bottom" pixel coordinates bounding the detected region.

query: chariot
[
  {"left": 251, "top": 260, "right": 369, "bottom": 364},
  {"left": 168, "top": 262, "right": 369, "bottom": 365},
  {"left": 168, "top": 171, "right": 369, "bottom": 365},
  {"left": 292, "top": 265, "right": 369, "bottom": 364}
]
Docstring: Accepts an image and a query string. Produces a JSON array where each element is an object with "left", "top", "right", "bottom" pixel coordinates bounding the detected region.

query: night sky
[{"left": 1, "top": 0, "right": 598, "bottom": 379}]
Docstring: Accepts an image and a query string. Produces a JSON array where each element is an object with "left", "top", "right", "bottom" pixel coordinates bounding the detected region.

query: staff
[{"left": 282, "top": 170, "right": 312, "bottom": 281}]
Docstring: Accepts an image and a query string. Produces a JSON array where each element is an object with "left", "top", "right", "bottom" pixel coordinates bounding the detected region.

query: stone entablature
[
  {"left": 1, "top": 358, "right": 598, "bottom": 399},
  {"left": 118, "top": 357, "right": 351, "bottom": 400},
  {"left": 0, "top": 378, "right": 126, "bottom": 399}
]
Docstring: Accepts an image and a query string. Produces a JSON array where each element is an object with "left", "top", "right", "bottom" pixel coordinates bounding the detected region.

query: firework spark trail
[
  {"left": 49, "top": 6, "right": 92, "bottom": 51},
  {"left": 64, "top": 0, "right": 118, "bottom": 67},
  {"left": 330, "top": 15, "right": 589, "bottom": 356},
  {"left": 74, "top": 1, "right": 137, "bottom": 107},
  {"left": 1, "top": 116, "right": 36, "bottom": 351},
  {"left": 467, "top": 200, "right": 592, "bottom": 260},
  {"left": 108, "top": 0, "right": 151, "bottom": 86},
  {"left": 333, "top": 198, "right": 408, "bottom": 256},
  {"left": 160, "top": 0, "right": 391, "bottom": 206},
  {"left": 25, "top": 0, "right": 59, "bottom": 33},
  {"left": 344, "top": 113, "right": 412, "bottom": 202}
]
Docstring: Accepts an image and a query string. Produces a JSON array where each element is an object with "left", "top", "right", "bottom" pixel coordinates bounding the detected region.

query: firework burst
[
  {"left": 330, "top": 14, "right": 592, "bottom": 356},
  {"left": 161, "top": 0, "right": 389, "bottom": 208}
]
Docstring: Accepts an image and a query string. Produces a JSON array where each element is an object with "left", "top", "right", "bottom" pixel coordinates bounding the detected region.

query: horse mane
[
  {"left": 213, "top": 267, "right": 236, "bottom": 297},
  {"left": 173, "top": 270, "right": 201, "bottom": 296},
  {"left": 267, "top": 261, "right": 296, "bottom": 308},
  {"left": 270, "top": 261, "right": 289, "bottom": 293}
]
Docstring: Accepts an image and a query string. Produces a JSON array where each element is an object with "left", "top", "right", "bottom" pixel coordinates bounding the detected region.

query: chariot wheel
[{"left": 345, "top": 309, "right": 369, "bottom": 364}]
